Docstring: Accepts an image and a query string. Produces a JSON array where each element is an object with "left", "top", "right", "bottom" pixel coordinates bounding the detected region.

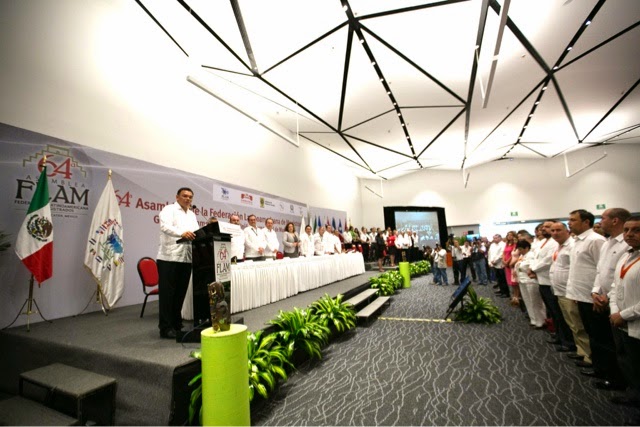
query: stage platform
[{"left": 0, "top": 270, "right": 378, "bottom": 425}]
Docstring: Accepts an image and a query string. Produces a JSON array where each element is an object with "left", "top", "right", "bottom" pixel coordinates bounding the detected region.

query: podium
[{"left": 178, "top": 222, "right": 233, "bottom": 341}]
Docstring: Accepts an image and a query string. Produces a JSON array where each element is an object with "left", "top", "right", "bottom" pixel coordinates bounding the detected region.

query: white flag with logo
[{"left": 84, "top": 178, "right": 124, "bottom": 308}]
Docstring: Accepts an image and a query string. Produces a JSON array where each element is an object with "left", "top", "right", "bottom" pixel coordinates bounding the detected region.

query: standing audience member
[
  {"left": 471, "top": 241, "right": 488, "bottom": 285},
  {"left": 489, "top": 234, "right": 509, "bottom": 298},
  {"left": 609, "top": 216, "right": 640, "bottom": 422},
  {"left": 451, "top": 240, "right": 465, "bottom": 286},
  {"left": 549, "top": 221, "right": 578, "bottom": 352},
  {"left": 503, "top": 231, "right": 518, "bottom": 304},
  {"left": 433, "top": 244, "right": 449, "bottom": 286},
  {"left": 514, "top": 240, "right": 546, "bottom": 328},
  {"left": 282, "top": 222, "right": 300, "bottom": 258},
  {"left": 376, "top": 231, "right": 386, "bottom": 272},
  {"left": 566, "top": 209, "right": 606, "bottom": 369},
  {"left": 588, "top": 208, "right": 631, "bottom": 390},
  {"left": 387, "top": 230, "right": 397, "bottom": 267},
  {"left": 156, "top": 187, "right": 199, "bottom": 339},
  {"left": 530, "top": 221, "right": 560, "bottom": 335}
]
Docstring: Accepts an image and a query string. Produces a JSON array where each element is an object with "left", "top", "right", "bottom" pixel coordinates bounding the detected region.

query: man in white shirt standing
[
  {"left": 609, "top": 216, "right": 640, "bottom": 419},
  {"left": 229, "top": 214, "right": 245, "bottom": 263},
  {"left": 586, "top": 208, "right": 630, "bottom": 390},
  {"left": 262, "top": 218, "right": 280, "bottom": 259},
  {"left": 530, "top": 221, "right": 560, "bottom": 339},
  {"left": 566, "top": 209, "right": 606, "bottom": 369},
  {"left": 157, "top": 187, "right": 199, "bottom": 339},
  {"left": 488, "top": 234, "right": 509, "bottom": 298},
  {"left": 550, "top": 221, "right": 578, "bottom": 353},
  {"left": 300, "top": 225, "right": 315, "bottom": 257},
  {"left": 244, "top": 214, "right": 266, "bottom": 261},
  {"left": 433, "top": 243, "right": 448, "bottom": 286}
]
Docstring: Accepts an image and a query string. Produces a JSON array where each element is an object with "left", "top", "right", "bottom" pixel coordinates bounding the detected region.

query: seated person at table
[
  {"left": 244, "top": 214, "right": 266, "bottom": 261},
  {"left": 262, "top": 218, "right": 280, "bottom": 259},
  {"left": 229, "top": 214, "right": 245, "bottom": 262},
  {"left": 315, "top": 226, "right": 332, "bottom": 255}
]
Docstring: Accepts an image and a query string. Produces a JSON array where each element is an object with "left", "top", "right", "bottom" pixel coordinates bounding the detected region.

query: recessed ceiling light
[
  {"left": 567, "top": 46, "right": 572, "bottom": 51},
  {"left": 553, "top": 66, "right": 558, "bottom": 70},
  {"left": 387, "top": 91, "right": 391, "bottom": 95},
  {"left": 535, "top": 101, "right": 540, "bottom": 105},
  {"left": 542, "top": 86, "right": 547, "bottom": 91},
  {"left": 380, "top": 78, "right": 384, "bottom": 82},
  {"left": 585, "top": 20, "right": 591, "bottom": 26},
  {"left": 371, "top": 61, "right": 376, "bottom": 66},
  {"left": 360, "top": 39, "right": 364, "bottom": 44},
  {"left": 401, "top": 123, "right": 405, "bottom": 127},
  {"left": 393, "top": 102, "right": 397, "bottom": 106},
  {"left": 529, "top": 114, "right": 533, "bottom": 117},
  {"left": 343, "top": 4, "right": 348, "bottom": 11},
  {"left": 397, "top": 113, "right": 401, "bottom": 116}
]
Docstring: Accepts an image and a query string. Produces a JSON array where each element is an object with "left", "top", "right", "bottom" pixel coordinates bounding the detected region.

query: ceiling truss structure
[{"left": 135, "top": 0, "right": 640, "bottom": 179}]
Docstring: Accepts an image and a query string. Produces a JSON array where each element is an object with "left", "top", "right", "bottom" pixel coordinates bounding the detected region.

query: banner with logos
[{"left": 0, "top": 122, "right": 318, "bottom": 326}]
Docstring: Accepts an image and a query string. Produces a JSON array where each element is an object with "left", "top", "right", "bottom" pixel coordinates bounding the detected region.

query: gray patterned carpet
[{"left": 251, "top": 274, "right": 640, "bottom": 426}]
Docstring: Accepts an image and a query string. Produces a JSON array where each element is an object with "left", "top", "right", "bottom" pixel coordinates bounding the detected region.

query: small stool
[
  {"left": 0, "top": 395, "right": 79, "bottom": 426},
  {"left": 19, "top": 363, "right": 116, "bottom": 425}
]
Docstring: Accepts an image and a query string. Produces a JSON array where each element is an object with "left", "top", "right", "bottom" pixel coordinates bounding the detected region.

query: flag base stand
[
  {"left": 77, "top": 284, "right": 111, "bottom": 316},
  {"left": 2, "top": 275, "right": 52, "bottom": 332}
]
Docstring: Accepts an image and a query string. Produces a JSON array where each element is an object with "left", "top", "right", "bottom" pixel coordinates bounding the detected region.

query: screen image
[{"left": 394, "top": 211, "right": 441, "bottom": 249}]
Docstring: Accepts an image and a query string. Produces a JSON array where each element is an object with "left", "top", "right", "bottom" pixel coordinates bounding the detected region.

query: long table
[{"left": 182, "top": 252, "right": 365, "bottom": 318}]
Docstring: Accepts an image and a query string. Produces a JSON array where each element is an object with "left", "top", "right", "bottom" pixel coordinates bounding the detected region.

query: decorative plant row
[
  {"left": 409, "top": 260, "right": 431, "bottom": 277},
  {"left": 454, "top": 287, "right": 502, "bottom": 324},
  {"left": 188, "top": 293, "right": 357, "bottom": 425}
]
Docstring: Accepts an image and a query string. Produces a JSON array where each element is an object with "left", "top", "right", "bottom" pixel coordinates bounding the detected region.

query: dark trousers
[
  {"left": 452, "top": 260, "right": 466, "bottom": 284},
  {"left": 578, "top": 301, "right": 626, "bottom": 385},
  {"left": 157, "top": 260, "right": 192, "bottom": 333},
  {"left": 495, "top": 268, "right": 508, "bottom": 296},
  {"left": 612, "top": 327, "right": 640, "bottom": 403},
  {"left": 539, "top": 285, "right": 574, "bottom": 347}
]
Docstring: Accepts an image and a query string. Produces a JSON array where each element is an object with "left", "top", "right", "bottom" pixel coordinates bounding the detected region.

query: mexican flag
[{"left": 15, "top": 165, "right": 53, "bottom": 284}]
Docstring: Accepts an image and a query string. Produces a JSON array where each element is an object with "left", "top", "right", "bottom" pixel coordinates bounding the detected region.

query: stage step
[
  {"left": 345, "top": 288, "right": 378, "bottom": 307},
  {"left": 0, "top": 395, "right": 79, "bottom": 426},
  {"left": 356, "top": 296, "right": 390, "bottom": 320}
]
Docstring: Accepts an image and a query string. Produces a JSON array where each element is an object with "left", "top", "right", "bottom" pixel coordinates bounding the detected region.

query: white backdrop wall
[
  {"left": 360, "top": 144, "right": 640, "bottom": 234},
  {"left": 0, "top": 0, "right": 362, "bottom": 226}
]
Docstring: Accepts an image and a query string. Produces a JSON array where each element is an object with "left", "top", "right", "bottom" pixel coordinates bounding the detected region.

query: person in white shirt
[
  {"left": 300, "top": 225, "right": 315, "bottom": 257},
  {"left": 566, "top": 209, "right": 607, "bottom": 367},
  {"left": 515, "top": 240, "right": 546, "bottom": 328},
  {"left": 331, "top": 229, "right": 343, "bottom": 254},
  {"left": 530, "top": 221, "right": 561, "bottom": 339},
  {"left": 244, "top": 214, "right": 266, "bottom": 261},
  {"left": 488, "top": 234, "right": 509, "bottom": 298},
  {"left": 586, "top": 208, "right": 631, "bottom": 390},
  {"left": 342, "top": 227, "right": 353, "bottom": 250},
  {"left": 229, "top": 214, "right": 245, "bottom": 263},
  {"left": 262, "top": 218, "right": 280, "bottom": 259},
  {"left": 451, "top": 240, "right": 465, "bottom": 286},
  {"left": 157, "top": 187, "right": 199, "bottom": 339},
  {"left": 433, "top": 244, "right": 449, "bottom": 286},
  {"left": 609, "top": 216, "right": 640, "bottom": 416}
]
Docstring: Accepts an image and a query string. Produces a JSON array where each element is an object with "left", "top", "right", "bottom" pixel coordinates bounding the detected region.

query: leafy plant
[
  {"left": 269, "top": 307, "right": 331, "bottom": 360},
  {"left": 369, "top": 275, "right": 394, "bottom": 296},
  {"left": 412, "top": 260, "right": 431, "bottom": 275},
  {"left": 247, "top": 331, "right": 292, "bottom": 402},
  {"left": 309, "top": 293, "right": 356, "bottom": 334},
  {"left": 187, "top": 350, "right": 203, "bottom": 426},
  {"left": 382, "top": 270, "right": 403, "bottom": 290},
  {"left": 454, "top": 287, "right": 502, "bottom": 324}
]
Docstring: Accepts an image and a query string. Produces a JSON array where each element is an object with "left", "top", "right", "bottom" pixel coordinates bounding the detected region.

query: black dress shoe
[
  {"left": 566, "top": 353, "right": 584, "bottom": 360},
  {"left": 593, "top": 380, "right": 626, "bottom": 391},
  {"left": 555, "top": 345, "right": 572, "bottom": 352},
  {"left": 575, "top": 360, "right": 593, "bottom": 368},
  {"left": 160, "top": 329, "right": 177, "bottom": 339},
  {"left": 580, "top": 369, "right": 602, "bottom": 378}
]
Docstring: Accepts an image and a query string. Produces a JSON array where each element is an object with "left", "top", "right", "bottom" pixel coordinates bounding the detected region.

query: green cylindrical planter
[
  {"left": 399, "top": 262, "right": 411, "bottom": 288},
  {"left": 201, "top": 324, "right": 250, "bottom": 426}
]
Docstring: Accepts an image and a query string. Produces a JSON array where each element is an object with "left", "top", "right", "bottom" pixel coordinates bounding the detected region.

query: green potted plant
[
  {"left": 247, "top": 331, "right": 292, "bottom": 402},
  {"left": 309, "top": 293, "right": 356, "bottom": 336},
  {"left": 269, "top": 307, "right": 331, "bottom": 362},
  {"left": 369, "top": 275, "right": 394, "bottom": 296},
  {"left": 454, "top": 287, "right": 502, "bottom": 324}
]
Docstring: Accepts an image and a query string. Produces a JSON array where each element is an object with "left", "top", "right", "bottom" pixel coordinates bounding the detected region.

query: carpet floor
[{"left": 251, "top": 274, "right": 640, "bottom": 426}]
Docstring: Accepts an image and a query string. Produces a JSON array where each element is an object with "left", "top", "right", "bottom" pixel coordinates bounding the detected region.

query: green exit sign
[
  {"left": 510, "top": 211, "right": 518, "bottom": 217},
  {"left": 596, "top": 204, "right": 606, "bottom": 210}
]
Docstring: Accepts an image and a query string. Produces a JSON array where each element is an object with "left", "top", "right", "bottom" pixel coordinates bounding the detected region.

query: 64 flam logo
[
  {"left": 26, "top": 214, "right": 53, "bottom": 242},
  {"left": 88, "top": 219, "right": 124, "bottom": 271}
]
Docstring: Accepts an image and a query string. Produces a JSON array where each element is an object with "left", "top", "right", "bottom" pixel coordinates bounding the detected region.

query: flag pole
[{"left": 2, "top": 274, "right": 52, "bottom": 331}]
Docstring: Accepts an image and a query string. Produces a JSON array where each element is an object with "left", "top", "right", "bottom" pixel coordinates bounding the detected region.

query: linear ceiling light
[{"left": 482, "top": 0, "right": 511, "bottom": 109}]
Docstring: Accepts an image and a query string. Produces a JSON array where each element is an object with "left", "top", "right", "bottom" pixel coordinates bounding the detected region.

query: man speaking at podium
[{"left": 157, "top": 187, "right": 199, "bottom": 339}]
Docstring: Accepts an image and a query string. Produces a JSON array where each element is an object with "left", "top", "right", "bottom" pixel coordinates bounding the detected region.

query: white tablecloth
[{"left": 182, "top": 252, "right": 365, "bottom": 318}]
